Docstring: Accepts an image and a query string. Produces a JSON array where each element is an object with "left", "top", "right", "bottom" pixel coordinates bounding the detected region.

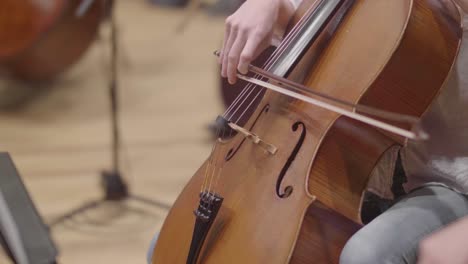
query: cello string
[
  {"left": 223, "top": 40, "right": 300, "bottom": 120},
  {"left": 223, "top": 2, "right": 317, "bottom": 123},
  {"left": 206, "top": 129, "right": 226, "bottom": 196},
  {"left": 223, "top": 53, "right": 280, "bottom": 119},
  {"left": 231, "top": 1, "right": 361, "bottom": 127},
  {"left": 222, "top": 47, "right": 289, "bottom": 118},
  {"left": 205, "top": 61, "right": 275, "bottom": 194},
  {"left": 234, "top": 87, "right": 266, "bottom": 124},
  {"left": 201, "top": 127, "right": 220, "bottom": 194},
  {"left": 206, "top": 3, "right": 318, "bottom": 195},
  {"left": 205, "top": 4, "right": 313, "bottom": 196},
  {"left": 208, "top": 7, "right": 318, "bottom": 195},
  {"left": 223, "top": 0, "right": 315, "bottom": 119},
  {"left": 225, "top": 83, "right": 260, "bottom": 120},
  {"left": 211, "top": 150, "right": 226, "bottom": 200},
  {"left": 223, "top": 83, "right": 255, "bottom": 117}
]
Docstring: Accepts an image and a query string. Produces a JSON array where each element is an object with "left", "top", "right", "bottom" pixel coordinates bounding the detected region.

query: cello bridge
[{"left": 228, "top": 122, "right": 278, "bottom": 155}]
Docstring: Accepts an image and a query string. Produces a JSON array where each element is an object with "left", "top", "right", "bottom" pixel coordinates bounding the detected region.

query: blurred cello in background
[
  {"left": 152, "top": 0, "right": 462, "bottom": 263},
  {"left": 0, "top": 0, "right": 111, "bottom": 81}
]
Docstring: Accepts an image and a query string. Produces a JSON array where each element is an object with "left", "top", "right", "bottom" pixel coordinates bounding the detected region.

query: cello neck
[{"left": 272, "top": 0, "right": 354, "bottom": 79}]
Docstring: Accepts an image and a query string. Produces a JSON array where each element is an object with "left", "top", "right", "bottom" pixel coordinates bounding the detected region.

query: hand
[
  {"left": 418, "top": 216, "right": 468, "bottom": 264},
  {"left": 219, "top": 0, "right": 295, "bottom": 84}
]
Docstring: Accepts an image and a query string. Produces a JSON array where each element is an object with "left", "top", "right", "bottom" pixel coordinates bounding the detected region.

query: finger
[
  {"left": 222, "top": 26, "right": 237, "bottom": 78},
  {"left": 227, "top": 31, "right": 247, "bottom": 84},
  {"left": 219, "top": 17, "right": 231, "bottom": 64},
  {"left": 238, "top": 30, "right": 271, "bottom": 74}
]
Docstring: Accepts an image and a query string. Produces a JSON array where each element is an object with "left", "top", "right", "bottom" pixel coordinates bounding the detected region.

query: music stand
[{"left": 0, "top": 153, "right": 58, "bottom": 264}]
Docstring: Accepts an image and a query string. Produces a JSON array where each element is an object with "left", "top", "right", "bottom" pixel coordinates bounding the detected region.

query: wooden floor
[{"left": 0, "top": 1, "right": 225, "bottom": 263}]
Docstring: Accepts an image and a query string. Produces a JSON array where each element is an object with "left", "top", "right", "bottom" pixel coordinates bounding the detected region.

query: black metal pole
[
  {"left": 110, "top": 12, "right": 120, "bottom": 173},
  {"left": 101, "top": 4, "right": 128, "bottom": 201},
  {"left": 49, "top": 0, "right": 170, "bottom": 230}
]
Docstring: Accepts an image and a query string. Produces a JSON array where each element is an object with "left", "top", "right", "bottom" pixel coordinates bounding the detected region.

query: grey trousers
[
  {"left": 147, "top": 187, "right": 468, "bottom": 264},
  {"left": 340, "top": 185, "right": 468, "bottom": 264}
]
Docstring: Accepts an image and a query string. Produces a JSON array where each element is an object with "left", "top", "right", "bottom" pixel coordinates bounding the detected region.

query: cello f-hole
[{"left": 276, "top": 121, "right": 306, "bottom": 198}]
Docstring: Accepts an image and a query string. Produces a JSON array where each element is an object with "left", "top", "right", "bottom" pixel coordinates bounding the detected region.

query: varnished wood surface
[
  {"left": 0, "top": 1, "right": 224, "bottom": 263},
  {"left": 153, "top": 0, "right": 461, "bottom": 263},
  {"left": 305, "top": 0, "right": 461, "bottom": 223},
  {"left": 153, "top": 95, "right": 317, "bottom": 263},
  {"left": 290, "top": 201, "right": 361, "bottom": 264}
]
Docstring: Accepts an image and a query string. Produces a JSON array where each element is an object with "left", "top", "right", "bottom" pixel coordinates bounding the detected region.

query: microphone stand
[{"left": 50, "top": 2, "right": 170, "bottom": 228}]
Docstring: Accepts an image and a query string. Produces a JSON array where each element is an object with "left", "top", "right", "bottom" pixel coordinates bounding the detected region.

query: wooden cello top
[{"left": 152, "top": 1, "right": 462, "bottom": 263}]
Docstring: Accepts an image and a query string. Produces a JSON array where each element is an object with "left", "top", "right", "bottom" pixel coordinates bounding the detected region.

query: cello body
[
  {"left": 0, "top": 0, "right": 108, "bottom": 81},
  {"left": 153, "top": 0, "right": 462, "bottom": 263}
]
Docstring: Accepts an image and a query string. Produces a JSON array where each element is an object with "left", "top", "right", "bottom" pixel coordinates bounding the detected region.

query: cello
[
  {"left": 153, "top": 0, "right": 462, "bottom": 263},
  {"left": 0, "top": 0, "right": 110, "bottom": 81}
]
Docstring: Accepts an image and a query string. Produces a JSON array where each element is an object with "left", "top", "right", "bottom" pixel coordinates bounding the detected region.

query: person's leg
[
  {"left": 147, "top": 232, "right": 159, "bottom": 264},
  {"left": 340, "top": 185, "right": 468, "bottom": 264}
]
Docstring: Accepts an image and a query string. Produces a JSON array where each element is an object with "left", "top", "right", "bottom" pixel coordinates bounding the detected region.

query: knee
[{"left": 340, "top": 234, "right": 382, "bottom": 264}]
